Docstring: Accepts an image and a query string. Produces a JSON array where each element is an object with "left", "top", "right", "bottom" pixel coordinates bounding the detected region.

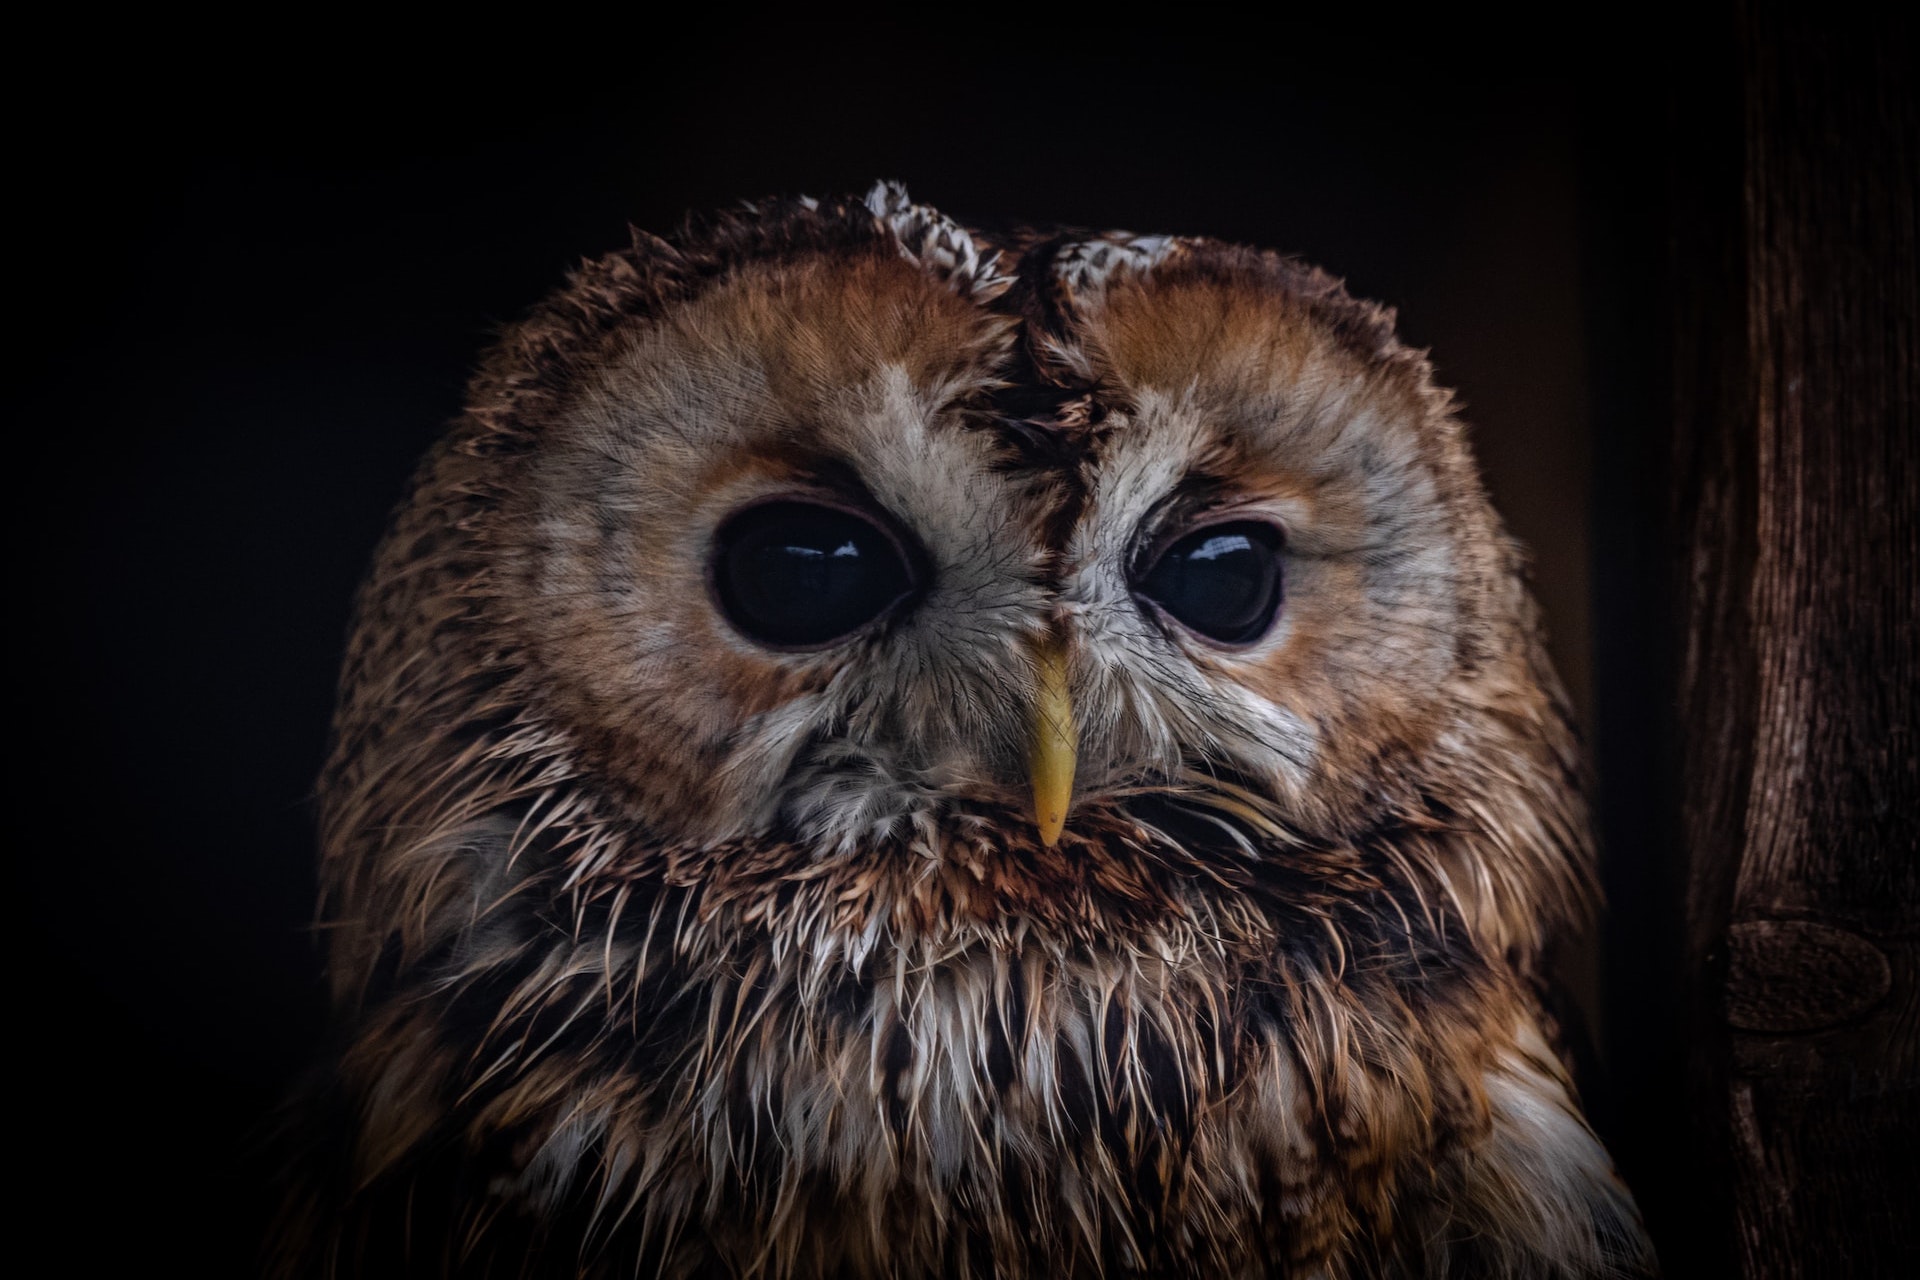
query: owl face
[{"left": 496, "top": 186, "right": 1502, "bottom": 880}]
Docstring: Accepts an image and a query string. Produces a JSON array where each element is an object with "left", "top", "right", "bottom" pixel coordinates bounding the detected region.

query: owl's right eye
[{"left": 711, "top": 501, "right": 920, "bottom": 648}]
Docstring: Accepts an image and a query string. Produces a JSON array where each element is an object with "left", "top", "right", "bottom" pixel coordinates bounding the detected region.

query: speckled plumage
[{"left": 274, "top": 184, "right": 1655, "bottom": 1278}]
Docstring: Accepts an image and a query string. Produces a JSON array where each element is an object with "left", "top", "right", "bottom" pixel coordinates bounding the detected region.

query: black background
[{"left": 22, "top": 12, "right": 1699, "bottom": 1275}]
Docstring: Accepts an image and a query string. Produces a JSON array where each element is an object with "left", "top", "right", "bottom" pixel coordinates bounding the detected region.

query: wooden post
[{"left": 1675, "top": 3, "right": 1917, "bottom": 1273}]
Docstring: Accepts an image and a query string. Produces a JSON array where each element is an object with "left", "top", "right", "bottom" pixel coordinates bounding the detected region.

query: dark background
[{"left": 22, "top": 13, "right": 1703, "bottom": 1275}]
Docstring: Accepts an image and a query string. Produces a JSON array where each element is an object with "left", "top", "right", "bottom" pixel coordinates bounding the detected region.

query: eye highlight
[
  {"left": 711, "top": 501, "right": 919, "bottom": 648},
  {"left": 1134, "top": 519, "right": 1286, "bottom": 646}
]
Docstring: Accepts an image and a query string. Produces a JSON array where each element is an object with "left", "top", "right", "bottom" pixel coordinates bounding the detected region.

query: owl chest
[{"left": 470, "top": 942, "right": 1479, "bottom": 1278}]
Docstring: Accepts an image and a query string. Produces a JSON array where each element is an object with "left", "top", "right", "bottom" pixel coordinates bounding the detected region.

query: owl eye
[
  {"left": 711, "top": 501, "right": 919, "bottom": 648},
  {"left": 1135, "top": 519, "right": 1286, "bottom": 646}
]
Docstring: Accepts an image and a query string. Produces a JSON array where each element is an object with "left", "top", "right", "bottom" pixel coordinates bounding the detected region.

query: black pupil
[
  {"left": 1137, "top": 520, "right": 1285, "bottom": 645},
  {"left": 713, "top": 502, "right": 914, "bottom": 646}
]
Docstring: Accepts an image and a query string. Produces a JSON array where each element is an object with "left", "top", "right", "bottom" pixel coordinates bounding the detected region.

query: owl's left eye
[
  {"left": 711, "top": 500, "right": 920, "bottom": 648},
  {"left": 1134, "top": 518, "right": 1286, "bottom": 646}
]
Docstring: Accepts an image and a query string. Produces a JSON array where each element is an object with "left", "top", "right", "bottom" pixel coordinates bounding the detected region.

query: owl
[{"left": 274, "top": 183, "right": 1656, "bottom": 1279}]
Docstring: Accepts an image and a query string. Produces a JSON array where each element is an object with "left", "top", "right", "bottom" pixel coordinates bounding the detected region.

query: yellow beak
[{"left": 1027, "top": 633, "right": 1077, "bottom": 846}]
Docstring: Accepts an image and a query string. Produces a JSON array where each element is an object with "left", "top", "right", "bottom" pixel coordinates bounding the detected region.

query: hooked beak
[{"left": 1026, "top": 632, "right": 1077, "bottom": 847}]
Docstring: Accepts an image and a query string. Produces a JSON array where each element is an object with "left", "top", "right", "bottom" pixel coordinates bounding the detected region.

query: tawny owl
[{"left": 275, "top": 183, "right": 1656, "bottom": 1278}]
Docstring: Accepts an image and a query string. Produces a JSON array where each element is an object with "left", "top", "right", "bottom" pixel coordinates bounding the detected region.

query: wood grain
[{"left": 1676, "top": 3, "right": 1918, "bottom": 1274}]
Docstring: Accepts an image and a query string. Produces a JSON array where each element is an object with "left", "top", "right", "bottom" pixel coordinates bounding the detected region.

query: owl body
[{"left": 280, "top": 186, "right": 1654, "bottom": 1278}]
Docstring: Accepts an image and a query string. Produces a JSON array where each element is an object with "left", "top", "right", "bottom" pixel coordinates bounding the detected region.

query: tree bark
[{"left": 1676, "top": 3, "right": 1917, "bottom": 1274}]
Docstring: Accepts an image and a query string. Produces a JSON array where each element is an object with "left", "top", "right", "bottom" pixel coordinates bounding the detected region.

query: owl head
[{"left": 321, "top": 181, "right": 1587, "bottom": 1002}]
